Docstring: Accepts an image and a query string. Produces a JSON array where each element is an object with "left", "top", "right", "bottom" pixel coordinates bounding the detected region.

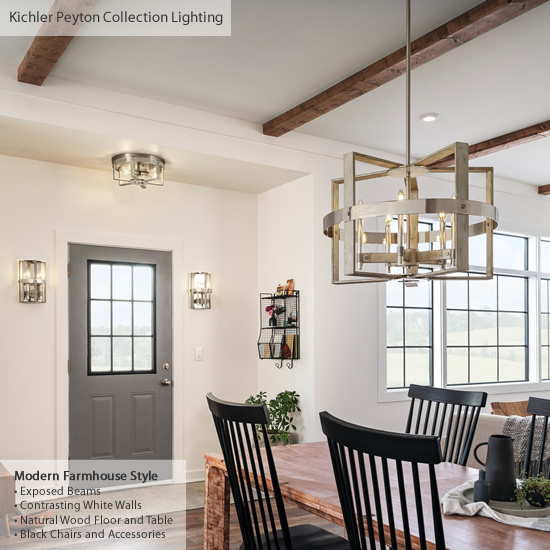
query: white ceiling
[
  {"left": 0, "top": 0, "right": 549, "bottom": 189},
  {"left": 0, "top": 116, "right": 305, "bottom": 193}
]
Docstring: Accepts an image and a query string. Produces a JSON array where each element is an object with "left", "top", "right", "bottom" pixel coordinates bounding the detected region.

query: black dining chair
[
  {"left": 406, "top": 384, "right": 487, "bottom": 466},
  {"left": 206, "top": 393, "right": 350, "bottom": 550},
  {"left": 320, "top": 411, "right": 445, "bottom": 550},
  {"left": 522, "top": 396, "right": 550, "bottom": 478}
]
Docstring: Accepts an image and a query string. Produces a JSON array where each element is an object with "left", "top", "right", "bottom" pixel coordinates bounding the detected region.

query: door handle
[{"left": 161, "top": 379, "right": 172, "bottom": 386}]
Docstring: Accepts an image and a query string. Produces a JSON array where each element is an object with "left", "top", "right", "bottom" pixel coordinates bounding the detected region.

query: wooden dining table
[{"left": 203, "top": 441, "right": 550, "bottom": 550}]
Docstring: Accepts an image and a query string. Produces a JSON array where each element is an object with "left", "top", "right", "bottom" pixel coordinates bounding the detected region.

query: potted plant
[
  {"left": 245, "top": 390, "right": 301, "bottom": 445},
  {"left": 515, "top": 474, "right": 550, "bottom": 508}
]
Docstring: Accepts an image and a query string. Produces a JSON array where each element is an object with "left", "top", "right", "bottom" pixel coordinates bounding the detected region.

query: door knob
[{"left": 161, "top": 379, "right": 172, "bottom": 386}]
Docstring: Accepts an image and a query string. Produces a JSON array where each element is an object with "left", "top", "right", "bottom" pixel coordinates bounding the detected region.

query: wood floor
[{"left": 0, "top": 504, "right": 345, "bottom": 549}]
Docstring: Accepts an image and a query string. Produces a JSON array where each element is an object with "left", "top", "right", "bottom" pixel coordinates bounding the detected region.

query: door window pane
[
  {"left": 113, "top": 337, "right": 132, "bottom": 372},
  {"left": 134, "top": 266, "right": 153, "bottom": 301},
  {"left": 113, "top": 302, "right": 132, "bottom": 335},
  {"left": 134, "top": 338, "right": 153, "bottom": 371},
  {"left": 91, "top": 338, "right": 111, "bottom": 372},
  {"left": 113, "top": 265, "right": 132, "bottom": 300},
  {"left": 91, "top": 301, "right": 110, "bottom": 335},
  {"left": 134, "top": 302, "right": 153, "bottom": 336},
  {"left": 90, "top": 264, "right": 110, "bottom": 299}
]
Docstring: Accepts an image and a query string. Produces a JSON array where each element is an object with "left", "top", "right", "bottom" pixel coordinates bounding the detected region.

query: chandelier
[
  {"left": 323, "top": 0, "right": 498, "bottom": 285},
  {"left": 112, "top": 153, "right": 165, "bottom": 189}
]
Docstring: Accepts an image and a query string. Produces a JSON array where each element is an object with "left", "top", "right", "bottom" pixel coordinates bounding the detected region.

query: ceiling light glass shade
[
  {"left": 323, "top": 146, "right": 499, "bottom": 284},
  {"left": 112, "top": 153, "right": 165, "bottom": 189}
]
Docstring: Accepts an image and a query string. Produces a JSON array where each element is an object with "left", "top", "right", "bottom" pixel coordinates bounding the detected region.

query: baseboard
[{"left": 186, "top": 469, "right": 205, "bottom": 483}]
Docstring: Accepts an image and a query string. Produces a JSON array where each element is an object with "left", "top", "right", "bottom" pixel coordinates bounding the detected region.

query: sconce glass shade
[
  {"left": 18, "top": 260, "right": 46, "bottom": 303},
  {"left": 189, "top": 272, "right": 212, "bottom": 309},
  {"left": 112, "top": 153, "right": 165, "bottom": 189}
]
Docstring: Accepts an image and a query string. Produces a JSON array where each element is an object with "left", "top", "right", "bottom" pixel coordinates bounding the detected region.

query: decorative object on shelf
[
  {"left": 112, "top": 153, "right": 165, "bottom": 189},
  {"left": 285, "top": 278, "right": 294, "bottom": 295},
  {"left": 474, "top": 434, "right": 516, "bottom": 502},
  {"left": 322, "top": 0, "right": 498, "bottom": 286},
  {"left": 516, "top": 474, "right": 550, "bottom": 509},
  {"left": 245, "top": 390, "right": 300, "bottom": 445},
  {"left": 473, "top": 470, "right": 491, "bottom": 504},
  {"left": 189, "top": 272, "right": 212, "bottom": 309},
  {"left": 258, "top": 291, "right": 300, "bottom": 368},
  {"left": 18, "top": 260, "right": 46, "bottom": 303}
]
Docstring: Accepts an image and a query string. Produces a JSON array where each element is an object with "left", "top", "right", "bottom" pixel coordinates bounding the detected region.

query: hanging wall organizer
[{"left": 258, "top": 290, "right": 300, "bottom": 368}]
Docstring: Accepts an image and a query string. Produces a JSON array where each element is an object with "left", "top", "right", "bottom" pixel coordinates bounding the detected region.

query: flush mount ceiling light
[
  {"left": 323, "top": 0, "right": 498, "bottom": 285},
  {"left": 112, "top": 153, "right": 165, "bottom": 189},
  {"left": 419, "top": 112, "right": 441, "bottom": 122}
]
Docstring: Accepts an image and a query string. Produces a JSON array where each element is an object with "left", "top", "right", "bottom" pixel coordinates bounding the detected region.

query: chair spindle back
[
  {"left": 207, "top": 393, "right": 292, "bottom": 550},
  {"left": 406, "top": 384, "right": 487, "bottom": 466},
  {"left": 320, "top": 411, "right": 445, "bottom": 550},
  {"left": 523, "top": 396, "right": 550, "bottom": 478}
]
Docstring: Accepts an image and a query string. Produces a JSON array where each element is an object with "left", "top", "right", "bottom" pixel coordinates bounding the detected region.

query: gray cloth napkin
[{"left": 441, "top": 480, "right": 550, "bottom": 532}]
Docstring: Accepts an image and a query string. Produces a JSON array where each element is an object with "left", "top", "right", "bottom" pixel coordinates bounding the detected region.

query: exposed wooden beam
[
  {"left": 19, "top": 36, "right": 75, "bottom": 85},
  {"left": 18, "top": 0, "right": 96, "bottom": 86},
  {"left": 429, "top": 119, "right": 550, "bottom": 168},
  {"left": 263, "top": 0, "right": 550, "bottom": 137}
]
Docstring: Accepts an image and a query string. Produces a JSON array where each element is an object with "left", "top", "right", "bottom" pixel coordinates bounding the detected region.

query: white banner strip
[{"left": 0, "top": 0, "right": 231, "bottom": 36}]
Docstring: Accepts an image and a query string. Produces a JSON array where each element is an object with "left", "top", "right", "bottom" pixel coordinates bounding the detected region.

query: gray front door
[{"left": 69, "top": 244, "right": 173, "bottom": 463}]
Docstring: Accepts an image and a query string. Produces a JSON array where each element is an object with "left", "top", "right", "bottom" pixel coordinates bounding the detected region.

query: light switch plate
[{"left": 195, "top": 346, "right": 204, "bottom": 361}]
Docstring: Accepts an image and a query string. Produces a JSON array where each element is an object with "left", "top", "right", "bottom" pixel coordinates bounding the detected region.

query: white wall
[
  {"left": 0, "top": 155, "right": 258, "bottom": 480},
  {"left": 256, "top": 175, "right": 316, "bottom": 441}
]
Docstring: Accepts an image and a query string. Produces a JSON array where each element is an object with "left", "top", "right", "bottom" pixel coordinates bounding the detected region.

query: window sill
[{"left": 378, "top": 380, "right": 550, "bottom": 403}]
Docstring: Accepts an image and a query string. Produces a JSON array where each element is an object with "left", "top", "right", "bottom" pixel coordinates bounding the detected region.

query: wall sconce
[
  {"left": 18, "top": 260, "right": 46, "bottom": 303},
  {"left": 189, "top": 272, "right": 212, "bottom": 309}
]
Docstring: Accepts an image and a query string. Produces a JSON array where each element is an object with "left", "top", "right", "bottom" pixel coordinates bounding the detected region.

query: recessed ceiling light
[{"left": 419, "top": 112, "right": 440, "bottom": 122}]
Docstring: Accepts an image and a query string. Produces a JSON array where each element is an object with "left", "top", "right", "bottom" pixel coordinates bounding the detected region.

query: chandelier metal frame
[{"left": 322, "top": 0, "right": 498, "bottom": 284}]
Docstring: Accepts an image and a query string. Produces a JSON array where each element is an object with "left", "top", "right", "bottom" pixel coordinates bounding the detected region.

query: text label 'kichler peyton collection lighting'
[
  {"left": 18, "top": 260, "right": 46, "bottom": 303},
  {"left": 323, "top": 0, "right": 498, "bottom": 286},
  {"left": 112, "top": 153, "right": 165, "bottom": 189},
  {"left": 189, "top": 272, "right": 212, "bottom": 309}
]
